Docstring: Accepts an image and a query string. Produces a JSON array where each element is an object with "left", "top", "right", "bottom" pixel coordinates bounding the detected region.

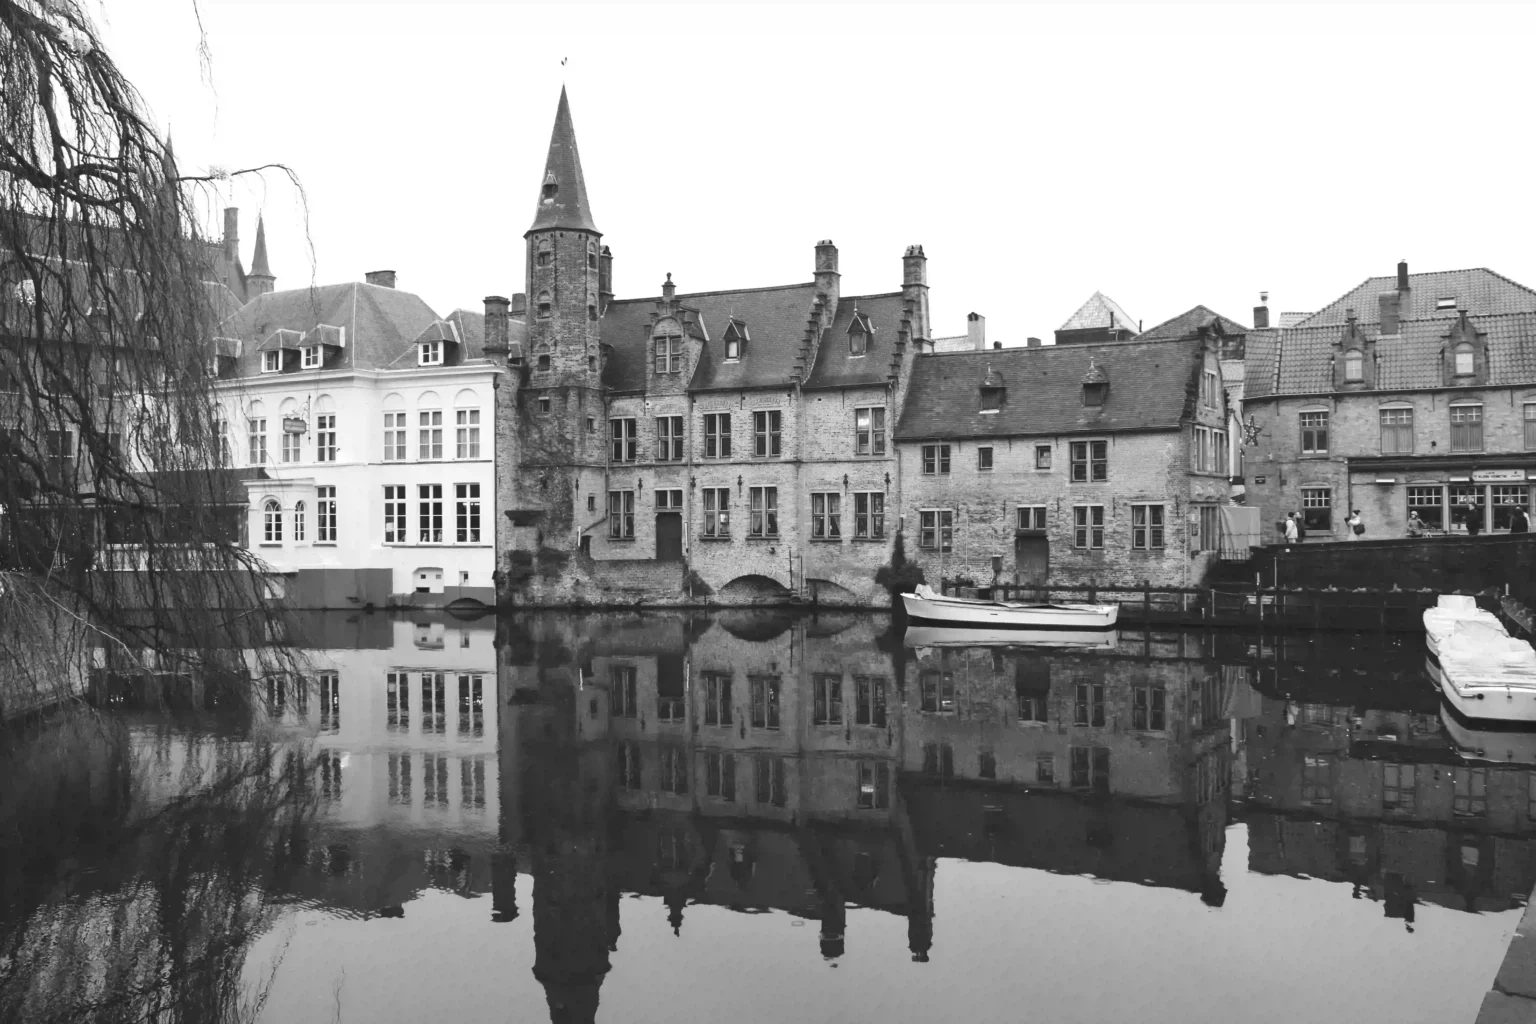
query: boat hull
[{"left": 902, "top": 592, "right": 1118, "bottom": 630}]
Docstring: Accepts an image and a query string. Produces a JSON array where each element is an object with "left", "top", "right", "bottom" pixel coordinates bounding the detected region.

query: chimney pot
[
  {"left": 662, "top": 272, "right": 676, "bottom": 303},
  {"left": 1027, "top": 337, "right": 1042, "bottom": 348},
  {"left": 967, "top": 312, "right": 986, "bottom": 351},
  {"left": 510, "top": 292, "right": 527, "bottom": 318},
  {"left": 1379, "top": 290, "right": 1401, "bottom": 336},
  {"left": 1253, "top": 295, "right": 1270, "bottom": 330},
  {"left": 814, "top": 240, "right": 839, "bottom": 274},
  {"left": 365, "top": 270, "right": 396, "bottom": 289},
  {"left": 484, "top": 295, "right": 510, "bottom": 356},
  {"left": 993, "top": 341, "right": 1002, "bottom": 350},
  {"left": 1397, "top": 260, "right": 1409, "bottom": 293},
  {"left": 902, "top": 244, "right": 927, "bottom": 287}
]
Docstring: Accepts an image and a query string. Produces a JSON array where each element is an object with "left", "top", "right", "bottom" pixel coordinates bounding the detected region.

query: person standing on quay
[
  {"left": 1507, "top": 499, "right": 1530, "bottom": 534},
  {"left": 1284, "top": 514, "right": 1298, "bottom": 546},
  {"left": 1346, "top": 509, "right": 1364, "bottom": 539},
  {"left": 1465, "top": 503, "right": 1483, "bottom": 537},
  {"left": 1295, "top": 512, "right": 1307, "bottom": 543}
]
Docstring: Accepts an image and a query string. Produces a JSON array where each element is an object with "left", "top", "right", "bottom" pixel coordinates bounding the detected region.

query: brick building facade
[
  {"left": 1243, "top": 263, "right": 1536, "bottom": 542},
  {"left": 893, "top": 335, "right": 1232, "bottom": 588}
]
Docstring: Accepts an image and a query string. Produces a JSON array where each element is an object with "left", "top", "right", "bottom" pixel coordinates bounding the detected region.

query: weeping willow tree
[{"left": 0, "top": 0, "right": 297, "bottom": 705}]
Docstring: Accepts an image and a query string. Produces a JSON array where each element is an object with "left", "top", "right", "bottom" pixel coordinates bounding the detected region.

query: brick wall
[{"left": 1243, "top": 532, "right": 1536, "bottom": 602}]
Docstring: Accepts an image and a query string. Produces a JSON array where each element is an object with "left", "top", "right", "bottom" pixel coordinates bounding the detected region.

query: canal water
[{"left": 3, "top": 611, "right": 1533, "bottom": 1023}]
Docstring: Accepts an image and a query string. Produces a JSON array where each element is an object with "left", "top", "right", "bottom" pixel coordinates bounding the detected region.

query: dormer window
[
  {"left": 536, "top": 239, "right": 551, "bottom": 268},
  {"left": 1081, "top": 356, "right": 1109, "bottom": 407},
  {"left": 261, "top": 351, "right": 281, "bottom": 373},
  {"left": 301, "top": 345, "right": 322, "bottom": 369},
  {"left": 980, "top": 367, "right": 1005, "bottom": 413},
  {"left": 537, "top": 290, "right": 551, "bottom": 319},
  {"left": 419, "top": 340, "right": 443, "bottom": 366},
  {"left": 541, "top": 172, "right": 558, "bottom": 203},
  {"left": 1454, "top": 345, "right": 1474, "bottom": 376},
  {"left": 723, "top": 320, "right": 747, "bottom": 361},
  {"left": 1436, "top": 297, "right": 1457, "bottom": 310},
  {"left": 655, "top": 334, "right": 683, "bottom": 374},
  {"left": 1344, "top": 350, "right": 1364, "bottom": 381},
  {"left": 847, "top": 311, "right": 872, "bottom": 357},
  {"left": 1082, "top": 382, "right": 1106, "bottom": 407}
]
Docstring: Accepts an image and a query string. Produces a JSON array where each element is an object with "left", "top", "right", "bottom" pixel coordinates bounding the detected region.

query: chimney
[
  {"left": 967, "top": 312, "right": 986, "bottom": 351},
  {"left": 222, "top": 207, "right": 239, "bottom": 265},
  {"left": 598, "top": 245, "right": 614, "bottom": 310},
  {"left": 510, "top": 292, "right": 527, "bottom": 319},
  {"left": 901, "top": 244, "right": 930, "bottom": 342},
  {"left": 1253, "top": 291, "right": 1270, "bottom": 330},
  {"left": 992, "top": 341, "right": 1002, "bottom": 350},
  {"left": 483, "top": 296, "right": 510, "bottom": 357},
  {"left": 1397, "top": 259, "right": 1409, "bottom": 293},
  {"left": 365, "top": 270, "right": 396, "bottom": 289},
  {"left": 661, "top": 272, "right": 676, "bottom": 313},
  {"left": 1027, "top": 337, "right": 1042, "bottom": 348},
  {"left": 814, "top": 240, "right": 840, "bottom": 323},
  {"left": 1378, "top": 290, "right": 1401, "bottom": 336}
]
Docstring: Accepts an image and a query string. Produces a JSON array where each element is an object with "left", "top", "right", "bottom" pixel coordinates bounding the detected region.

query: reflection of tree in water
[{"left": 0, "top": 717, "right": 318, "bottom": 1024}]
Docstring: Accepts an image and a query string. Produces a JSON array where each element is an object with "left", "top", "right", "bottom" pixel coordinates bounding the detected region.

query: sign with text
[
  {"left": 283, "top": 417, "right": 308, "bottom": 434},
  {"left": 1472, "top": 469, "right": 1528, "bottom": 482}
]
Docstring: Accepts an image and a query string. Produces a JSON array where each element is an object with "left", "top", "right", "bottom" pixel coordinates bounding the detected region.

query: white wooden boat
[
  {"left": 904, "top": 625, "right": 1118, "bottom": 650},
  {"left": 902, "top": 584, "right": 1118, "bottom": 631},
  {"left": 1432, "top": 621, "right": 1536, "bottom": 724}
]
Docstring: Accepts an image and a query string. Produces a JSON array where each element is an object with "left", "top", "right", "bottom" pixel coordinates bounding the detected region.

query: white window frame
[
  {"left": 419, "top": 340, "right": 443, "bottom": 366},
  {"left": 384, "top": 485, "right": 407, "bottom": 543},
  {"left": 419, "top": 409, "right": 443, "bottom": 460},
  {"left": 315, "top": 414, "right": 337, "bottom": 462},
  {"left": 384, "top": 411, "right": 407, "bottom": 461},
  {"left": 455, "top": 483, "right": 481, "bottom": 543},
  {"left": 455, "top": 409, "right": 481, "bottom": 459},
  {"left": 418, "top": 484, "right": 443, "bottom": 543},
  {"left": 261, "top": 351, "right": 281, "bottom": 373},
  {"left": 300, "top": 345, "right": 322, "bottom": 369},
  {"left": 1450, "top": 403, "right": 1484, "bottom": 453},
  {"left": 262, "top": 499, "right": 282, "bottom": 543},
  {"left": 316, "top": 486, "right": 337, "bottom": 543}
]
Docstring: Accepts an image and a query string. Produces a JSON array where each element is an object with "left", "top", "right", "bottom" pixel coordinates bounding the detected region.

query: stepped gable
[
  {"left": 1297, "top": 268, "right": 1536, "bottom": 327},
  {"left": 895, "top": 337, "right": 1203, "bottom": 441},
  {"left": 218, "top": 281, "right": 440, "bottom": 375},
  {"left": 803, "top": 292, "right": 908, "bottom": 389}
]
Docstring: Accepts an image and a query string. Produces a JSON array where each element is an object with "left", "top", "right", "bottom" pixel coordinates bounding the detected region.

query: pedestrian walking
[
  {"left": 1295, "top": 512, "right": 1307, "bottom": 543},
  {"left": 1284, "top": 514, "right": 1298, "bottom": 546},
  {"left": 1465, "top": 503, "right": 1483, "bottom": 537},
  {"left": 1346, "top": 509, "right": 1364, "bottom": 539},
  {"left": 1509, "top": 500, "right": 1530, "bottom": 534}
]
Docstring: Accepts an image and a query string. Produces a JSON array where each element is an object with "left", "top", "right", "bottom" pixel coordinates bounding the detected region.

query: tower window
[
  {"left": 588, "top": 356, "right": 597, "bottom": 372},
  {"left": 588, "top": 244, "right": 597, "bottom": 269},
  {"left": 536, "top": 239, "right": 551, "bottom": 267},
  {"left": 541, "top": 174, "right": 558, "bottom": 202},
  {"left": 537, "top": 290, "right": 551, "bottom": 319},
  {"left": 537, "top": 354, "right": 550, "bottom": 371},
  {"left": 588, "top": 304, "right": 598, "bottom": 321}
]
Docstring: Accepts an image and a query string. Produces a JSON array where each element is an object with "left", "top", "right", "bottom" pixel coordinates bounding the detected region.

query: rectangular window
[
  {"left": 1407, "top": 485, "right": 1445, "bottom": 531},
  {"left": 1202, "top": 368, "right": 1219, "bottom": 408},
  {"left": 703, "top": 672, "right": 732, "bottom": 727},
  {"left": 855, "top": 407, "right": 887, "bottom": 455},
  {"left": 979, "top": 749, "right": 997, "bottom": 779},
  {"left": 919, "top": 670, "right": 955, "bottom": 713},
  {"left": 1132, "top": 684, "right": 1166, "bottom": 730},
  {"left": 749, "top": 486, "right": 778, "bottom": 537},
  {"left": 922, "top": 743, "right": 955, "bottom": 777},
  {"left": 857, "top": 762, "right": 890, "bottom": 810},
  {"left": 1526, "top": 404, "right": 1536, "bottom": 451},
  {"left": 812, "top": 674, "right": 842, "bottom": 726},
  {"left": 608, "top": 490, "right": 635, "bottom": 539},
  {"left": 316, "top": 486, "right": 336, "bottom": 542},
  {"left": 854, "top": 676, "right": 887, "bottom": 727},
  {"left": 1380, "top": 407, "right": 1414, "bottom": 454},
  {"left": 655, "top": 488, "right": 683, "bottom": 510},
  {"left": 753, "top": 410, "right": 782, "bottom": 458},
  {"left": 1383, "top": 763, "right": 1416, "bottom": 813},
  {"left": 281, "top": 429, "right": 300, "bottom": 464},
  {"left": 610, "top": 666, "right": 638, "bottom": 717},
  {"left": 1450, "top": 405, "right": 1483, "bottom": 452},
  {"left": 387, "top": 672, "right": 409, "bottom": 730},
  {"left": 1301, "top": 487, "right": 1332, "bottom": 532},
  {"left": 1017, "top": 506, "right": 1047, "bottom": 531},
  {"left": 918, "top": 509, "right": 954, "bottom": 551},
  {"left": 418, "top": 410, "right": 443, "bottom": 459},
  {"left": 1070, "top": 440, "right": 1108, "bottom": 482},
  {"left": 654, "top": 334, "right": 683, "bottom": 374},
  {"left": 1300, "top": 411, "right": 1328, "bottom": 454},
  {"left": 1493, "top": 485, "right": 1530, "bottom": 531},
  {"left": 248, "top": 418, "right": 267, "bottom": 465},
  {"left": 705, "top": 753, "right": 736, "bottom": 801},
  {"left": 755, "top": 755, "right": 787, "bottom": 807},
  {"left": 456, "top": 409, "right": 481, "bottom": 459},
  {"left": 1073, "top": 505, "right": 1105, "bottom": 549},
  {"left": 419, "top": 340, "right": 443, "bottom": 366},
  {"left": 455, "top": 483, "right": 481, "bottom": 543},
  {"left": 315, "top": 414, "right": 336, "bottom": 462},
  {"left": 1131, "top": 504, "right": 1164, "bottom": 549},
  {"left": 458, "top": 673, "right": 484, "bottom": 737},
  {"left": 301, "top": 345, "right": 322, "bottom": 369},
  {"left": 417, "top": 484, "right": 443, "bottom": 543},
  {"left": 656, "top": 415, "right": 684, "bottom": 461},
  {"left": 261, "top": 350, "right": 281, "bottom": 373},
  {"left": 1035, "top": 445, "right": 1052, "bottom": 470},
  {"left": 702, "top": 487, "right": 730, "bottom": 537},
  {"left": 384, "top": 485, "right": 407, "bottom": 542},
  {"left": 703, "top": 412, "right": 731, "bottom": 458},
  {"left": 1074, "top": 682, "right": 1105, "bottom": 727},
  {"left": 811, "top": 492, "right": 841, "bottom": 539},
  {"left": 421, "top": 672, "right": 446, "bottom": 734},
  {"left": 1017, "top": 692, "right": 1047, "bottom": 723},
  {"left": 749, "top": 675, "right": 780, "bottom": 730},
  {"left": 922, "top": 444, "right": 951, "bottom": 475},
  {"left": 854, "top": 492, "right": 885, "bottom": 539},
  {"left": 1198, "top": 505, "right": 1219, "bottom": 553},
  {"left": 609, "top": 418, "right": 638, "bottom": 462},
  {"left": 384, "top": 411, "right": 407, "bottom": 460},
  {"left": 977, "top": 446, "right": 994, "bottom": 471}
]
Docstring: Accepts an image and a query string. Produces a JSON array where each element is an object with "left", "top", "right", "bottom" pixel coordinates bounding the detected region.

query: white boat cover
[
  {"left": 1440, "top": 625, "right": 1536, "bottom": 690},
  {"left": 1424, "top": 594, "right": 1506, "bottom": 646}
]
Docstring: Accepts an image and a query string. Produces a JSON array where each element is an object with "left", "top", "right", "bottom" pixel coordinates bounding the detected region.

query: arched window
[
  {"left": 263, "top": 499, "right": 282, "bottom": 543},
  {"left": 1344, "top": 350, "right": 1363, "bottom": 381},
  {"left": 588, "top": 242, "right": 598, "bottom": 269},
  {"left": 293, "top": 500, "right": 307, "bottom": 542},
  {"left": 536, "top": 238, "right": 552, "bottom": 267},
  {"left": 1455, "top": 345, "right": 1474, "bottom": 376},
  {"left": 537, "top": 290, "right": 551, "bottom": 319}
]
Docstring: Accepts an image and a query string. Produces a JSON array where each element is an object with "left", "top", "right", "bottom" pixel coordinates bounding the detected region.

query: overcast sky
[{"left": 97, "top": 2, "right": 1536, "bottom": 345}]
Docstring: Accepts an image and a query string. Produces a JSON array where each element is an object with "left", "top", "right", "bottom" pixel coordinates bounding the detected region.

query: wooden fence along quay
[{"left": 941, "top": 580, "right": 1443, "bottom": 632}]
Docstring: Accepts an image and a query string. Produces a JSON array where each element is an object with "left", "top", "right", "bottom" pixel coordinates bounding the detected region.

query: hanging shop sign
[{"left": 283, "top": 417, "right": 308, "bottom": 434}]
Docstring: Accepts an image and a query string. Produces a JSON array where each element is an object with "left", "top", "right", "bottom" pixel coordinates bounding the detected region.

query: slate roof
[
  {"left": 1058, "top": 291, "right": 1140, "bottom": 333},
  {"left": 1296, "top": 268, "right": 1536, "bottom": 327},
  {"left": 804, "top": 293, "right": 908, "bottom": 389},
  {"left": 248, "top": 215, "right": 272, "bottom": 279},
  {"left": 218, "top": 282, "right": 442, "bottom": 376},
  {"left": 895, "top": 337, "right": 1203, "bottom": 441},
  {"left": 528, "top": 87, "right": 598, "bottom": 234},
  {"left": 1242, "top": 313, "right": 1536, "bottom": 399},
  {"left": 1137, "top": 305, "right": 1248, "bottom": 342}
]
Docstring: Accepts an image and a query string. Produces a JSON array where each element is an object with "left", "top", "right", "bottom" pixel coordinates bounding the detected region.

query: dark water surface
[{"left": 5, "top": 612, "right": 1534, "bottom": 1023}]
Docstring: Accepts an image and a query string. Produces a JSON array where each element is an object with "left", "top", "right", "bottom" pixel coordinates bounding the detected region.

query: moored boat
[
  {"left": 1424, "top": 594, "right": 1506, "bottom": 665},
  {"left": 1433, "top": 622, "right": 1536, "bottom": 724},
  {"left": 902, "top": 584, "right": 1118, "bottom": 631}
]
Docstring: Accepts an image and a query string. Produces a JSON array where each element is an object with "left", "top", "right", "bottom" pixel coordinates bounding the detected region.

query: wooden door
[
  {"left": 1014, "top": 535, "right": 1048, "bottom": 585},
  {"left": 656, "top": 513, "right": 683, "bottom": 561}
]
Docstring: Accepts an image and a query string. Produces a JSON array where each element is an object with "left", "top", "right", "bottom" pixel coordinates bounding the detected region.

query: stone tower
[{"left": 520, "top": 87, "right": 608, "bottom": 551}]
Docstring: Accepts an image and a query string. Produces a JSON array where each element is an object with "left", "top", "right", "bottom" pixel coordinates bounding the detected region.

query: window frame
[
  {"left": 384, "top": 485, "right": 407, "bottom": 543},
  {"left": 810, "top": 492, "right": 841, "bottom": 540},
  {"left": 1069, "top": 440, "right": 1108, "bottom": 482},
  {"left": 752, "top": 409, "right": 782, "bottom": 458},
  {"left": 418, "top": 409, "right": 443, "bottom": 460},
  {"left": 654, "top": 333, "right": 684, "bottom": 375},
  {"left": 609, "top": 417, "right": 638, "bottom": 463},
  {"left": 1525, "top": 403, "right": 1536, "bottom": 451},
  {"left": 1130, "top": 503, "right": 1164, "bottom": 549},
  {"left": 301, "top": 345, "right": 322, "bottom": 369},
  {"left": 1379, "top": 405, "right": 1414, "bottom": 455},
  {"left": 262, "top": 499, "right": 282, "bottom": 543},
  {"left": 1072, "top": 504, "right": 1105, "bottom": 549},
  {"left": 854, "top": 406, "right": 886, "bottom": 456},
  {"left": 316, "top": 486, "right": 337, "bottom": 543},
  {"left": 748, "top": 486, "right": 779, "bottom": 537},
  {"left": 1343, "top": 349, "right": 1364, "bottom": 381},
  {"left": 977, "top": 446, "right": 994, "bottom": 471},
  {"left": 655, "top": 415, "right": 684, "bottom": 462},
  {"left": 1016, "top": 505, "right": 1047, "bottom": 531},
  {"left": 1035, "top": 445, "right": 1052, "bottom": 471},
  {"left": 417, "top": 484, "right": 443, "bottom": 543},
  {"left": 853, "top": 491, "right": 885, "bottom": 539},
  {"left": 384, "top": 411, "right": 407, "bottom": 461},
  {"left": 921, "top": 443, "right": 951, "bottom": 475},
  {"left": 315, "top": 413, "right": 337, "bottom": 462},
  {"left": 608, "top": 490, "right": 635, "bottom": 539},
  {"left": 1301, "top": 486, "right": 1332, "bottom": 532},
  {"left": 455, "top": 483, "right": 481, "bottom": 543},
  {"left": 701, "top": 487, "right": 730, "bottom": 538},
  {"left": 1299, "top": 410, "right": 1329, "bottom": 455},
  {"left": 1450, "top": 403, "right": 1484, "bottom": 453},
  {"left": 261, "top": 350, "right": 281, "bottom": 374},
  {"left": 455, "top": 409, "right": 481, "bottom": 459},
  {"left": 703, "top": 412, "right": 731, "bottom": 459},
  {"left": 918, "top": 508, "right": 954, "bottom": 551}
]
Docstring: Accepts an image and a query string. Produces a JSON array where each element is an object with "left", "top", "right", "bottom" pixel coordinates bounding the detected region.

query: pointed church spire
[
  {"left": 529, "top": 86, "right": 598, "bottom": 234},
  {"left": 247, "top": 213, "right": 275, "bottom": 296}
]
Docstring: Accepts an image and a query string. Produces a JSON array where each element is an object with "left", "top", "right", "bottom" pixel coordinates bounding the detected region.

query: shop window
[
  {"left": 1301, "top": 487, "right": 1332, "bottom": 532},
  {"left": 1407, "top": 485, "right": 1445, "bottom": 531}
]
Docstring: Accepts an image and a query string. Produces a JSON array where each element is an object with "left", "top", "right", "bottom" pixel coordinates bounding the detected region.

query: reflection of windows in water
[
  {"left": 1301, "top": 755, "right": 1332, "bottom": 805},
  {"left": 1073, "top": 682, "right": 1105, "bottom": 727},
  {"left": 319, "top": 672, "right": 339, "bottom": 733},
  {"left": 1383, "top": 763, "right": 1415, "bottom": 813},
  {"left": 813, "top": 674, "right": 842, "bottom": 726},
  {"left": 749, "top": 676, "right": 781, "bottom": 730},
  {"left": 421, "top": 673, "right": 446, "bottom": 733},
  {"left": 387, "top": 672, "right": 409, "bottom": 730},
  {"left": 1017, "top": 693, "right": 1047, "bottom": 723},
  {"left": 979, "top": 749, "right": 997, "bottom": 779},
  {"left": 920, "top": 671, "right": 955, "bottom": 713},
  {"left": 424, "top": 755, "right": 449, "bottom": 808},
  {"left": 266, "top": 675, "right": 286, "bottom": 714},
  {"left": 702, "top": 672, "right": 732, "bottom": 726},
  {"left": 1299, "top": 703, "right": 1341, "bottom": 728},
  {"left": 1132, "top": 685, "right": 1165, "bottom": 730},
  {"left": 1453, "top": 767, "right": 1487, "bottom": 817},
  {"left": 457, "top": 674, "right": 483, "bottom": 736},
  {"left": 611, "top": 665, "right": 638, "bottom": 717},
  {"left": 1036, "top": 754, "right": 1055, "bottom": 784},
  {"left": 661, "top": 747, "right": 689, "bottom": 794},
  {"left": 618, "top": 742, "right": 642, "bottom": 790},
  {"left": 1069, "top": 746, "right": 1110, "bottom": 794},
  {"left": 922, "top": 743, "right": 954, "bottom": 777},
  {"left": 857, "top": 762, "right": 890, "bottom": 809},
  {"left": 705, "top": 752, "right": 735, "bottom": 800},
  {"left": 461, "top": 758, "right": 485, "bottom": 809},
  {"left": 657, "top": 655, "right": 685, "bottom": 723},
  {"left": 755, "top": 755, "right": 787, "bottom": 807},
  {"left": 854, "top": 676, "right": 887, "bottom": 727},
  {"left": 389, "top": 752, "right": 412, "bottom": 805},
  {"left": 1527, "top": 772, "right": 1536, "bottom": 821},
  {"left": 319, "top": 753, "right": 343, "bottom": 803}
]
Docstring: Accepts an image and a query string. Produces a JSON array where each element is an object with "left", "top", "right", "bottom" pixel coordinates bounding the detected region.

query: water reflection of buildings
[{"left": 1242, "top": 632, "right": 1536, "bottom": 919}]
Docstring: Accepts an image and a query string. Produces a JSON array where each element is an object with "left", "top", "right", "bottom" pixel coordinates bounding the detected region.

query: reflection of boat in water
[
  {"left": 1440, "top": 699, "right": 1536, "bottom": 764},
  {"left": 905, "top": 626, "right": 1118, "bottom": 650},
  {"left": 902, "top": 585, "right": 1118, "bottom": 631}
]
